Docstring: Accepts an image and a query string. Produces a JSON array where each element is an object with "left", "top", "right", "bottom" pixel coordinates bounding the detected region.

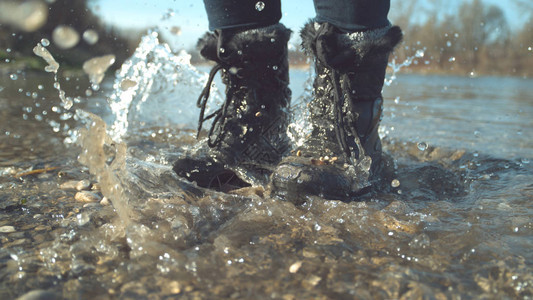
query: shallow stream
[{"left": 0, "top": 33, "right": 532, "bottom": 299}]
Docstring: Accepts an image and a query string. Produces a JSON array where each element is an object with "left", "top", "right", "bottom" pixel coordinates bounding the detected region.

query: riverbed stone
[
  {"left": 16, "top": 290, "right": 59, "bottom": 300},
  {"left": 76, "top": 179, "right": 92, "bottom": 191},
  {"left": 75, "top": 191, "right": 101, "bottom": 203},
  {"left": 0, "top": 225, "right": 16, "bottom": 233},
  {"left": 59, "top": 180, "right": 78, "bottom": 190}
]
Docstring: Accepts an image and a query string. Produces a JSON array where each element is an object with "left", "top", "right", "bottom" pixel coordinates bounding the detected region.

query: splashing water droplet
[
  {"left": 394, "top": 96, "right": 400, "bottom": 104},
  {"left": 52, "top": 25, "right": 80, "bottom": 49},
  {"left": 33, "top": 43, "right": 59, "bottom": 73},
  {"left": 449, "top": 57, "right": 456, "bottom": 62},
  {"left": 521, "top": 158, "right": 530, "bottom": 164},
  {"left": 229, "top": 67, "right": 238, "bottom": 75},
  {"left": 40, "top": 38, "right": 50, "bottom": 47},
  {"left": 82, "top": 54, "right": 116, "bottom": 87},
  {"left": 83, "top": 30, "right": 99, "bottom": 45},
  {"left": 10, "top": 74, "right": 18, "bottom": 80},
  {"left": 255, "top": 1, "right": 265, "bottom": 11},
  {"left": 391, "top": 179, "right": 400, "bottom": 188},
  {"left": 272, "top": 65, "right": 278, "bottom": 70},
  {"left": 417, "top": 142, "right": 428, "bottom": 151},
  {"left": 219, "top": 48, "right": 225, "bottom": 54},
  {"left": 415, "top": 49, "right": 425, "bottom": 58}
]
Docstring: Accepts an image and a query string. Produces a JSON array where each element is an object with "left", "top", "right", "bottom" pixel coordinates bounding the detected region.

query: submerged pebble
[
  {"left": 75, "top": 179, "right": 92, "bottom": 191},
  {"left": 16, "top": 289, "right": 59, "bottom": 300},
  {"left": 0, "top": 226, "right": 16, "bottom": 233},
  {"left": 59, "top": 180, "right": 78, "bottom": 190},
  {"left": 74, "top": 191, "right": 101, "bottom": 203}
]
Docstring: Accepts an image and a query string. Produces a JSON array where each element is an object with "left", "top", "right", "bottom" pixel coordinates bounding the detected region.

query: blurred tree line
[
  {"left": 390, "top": 0, "right": 533, "bottom": 77},
  {"left": 0, "top": 0, "right": 138, "bottom": 70}
]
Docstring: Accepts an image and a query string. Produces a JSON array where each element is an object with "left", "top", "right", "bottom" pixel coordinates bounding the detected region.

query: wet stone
[
  {"left": 16, "top": 290, "right": 59, "bottom": 300},
  {"left": 0, "top": 225, "right": 16, "bottom": 233},
  {"left": 75, "top": 179, "right": 92, "bottom": 191},
  {"left": 75, "top": 191, "right": 101, "bottom": 203},
  {"left": 59, "top": 180, "right": 79, "bottom": 190}
]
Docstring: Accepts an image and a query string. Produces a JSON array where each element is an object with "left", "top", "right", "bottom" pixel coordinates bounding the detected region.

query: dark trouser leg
[
  {"left": 203, "top": 0, "right": 282, "bottom": 31},
  {"left": 313, "top": 0, "right": 390, "bottom": 31}
]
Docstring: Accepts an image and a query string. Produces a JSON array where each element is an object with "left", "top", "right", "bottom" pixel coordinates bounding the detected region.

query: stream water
[{"left": 0, "top": 32, "right": 532, "bottom": 299}]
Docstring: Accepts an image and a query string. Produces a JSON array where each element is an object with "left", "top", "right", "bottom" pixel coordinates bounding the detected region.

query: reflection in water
[{"left": 0, "top": 32, "right": 532, "bottom": 299}]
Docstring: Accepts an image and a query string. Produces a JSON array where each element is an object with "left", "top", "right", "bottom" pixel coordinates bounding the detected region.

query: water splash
[
  {"left": 106, "top": 31, "right": 216, "bottom": 140},
  {"left": 287, "top": 63, "right": 314, "bottom": 148},
  {"left": 82, "top": 54, "right": 116, "bottom": 90},
  {"left": 385, "top": 49, "right": 425, "bottom": 86},
  {"left": 77, "top": 111, "right": 134, "bottom": 226},
  {"left": 32, "top": 42, "right": 73, "bottom": 110}
]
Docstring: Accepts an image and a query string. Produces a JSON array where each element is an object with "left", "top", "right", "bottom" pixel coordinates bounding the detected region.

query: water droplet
[
  {"left": 394, "top": 96, "right": 400, "bottom": 104},
  {"left": 237, "top": 50, "right": 243, "bottom": 55},
  {"left": 219, "top": 47, "right": 225, "bottom": 54},
  {"left": 417, "top": 142, "right": 428, "bottom": 151},
  {"left": 10, "top": 74, "right": 18, "bottom": 80},
  {"left": 391, "top": 179, "right": 400, "bottom": 188},
  {"left": 272, "top": 65, "right": 278, "bottom": 70},
  {"left": 446, "top": 41, "right": 452, "bottom": 47},
  {"left": 229, "top": 67, "right": 238, "bottom": 75},
  {"left": 448, "top": 56, "right": 456, "bottom": 62},
  {"left": 255, "top": 1, "right": 265, "bottom": 11},
  {"left": 37, "top": 85, "right": 43, "bottom": 90},
  {"left": 52, "top": 25, "right": 80, "bottom": 49},
  {"left": 40, "top": 38, "right": 50, "bottom": 47},
  {"left": 82, "top": 29, "right": 99, "bottom": 45},
  {"left": 521, "top": 158, "right": 530, "bottom": 164},
  {"left": 270, "top": 38, "right": 275, "bottom": 43},
  {"left": 415, "top": 49, "right": 425, "bottom": 58}
]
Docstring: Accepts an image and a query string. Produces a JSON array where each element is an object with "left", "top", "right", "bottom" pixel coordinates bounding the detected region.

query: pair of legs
[
  {"left": 174, "top": 0, "right": 402, "bottom": 203},
  {"left": 204, "top": 0, "right": 390, "bottom": 32}
]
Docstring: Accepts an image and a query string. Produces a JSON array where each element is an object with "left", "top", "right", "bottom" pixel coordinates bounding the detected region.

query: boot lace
[
  {"left": 196, "top": 63, "right": 235, "bottom": 148},
  {"left": 196, "top": 59, "right": 286, "bottom": 149},
  {"left": 329, "top": 70, "right": 366, "bottom": 163}
]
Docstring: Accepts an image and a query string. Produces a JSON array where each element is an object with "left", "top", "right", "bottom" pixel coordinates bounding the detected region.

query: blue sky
[{"left": 89, "top": 0, "right": 528, "bottom": 50}]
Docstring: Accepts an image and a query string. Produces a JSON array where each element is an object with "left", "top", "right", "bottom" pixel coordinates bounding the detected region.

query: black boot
[
  {"left": 270, "top": 22, "right": 402, "bottom": 203},
  {"left": 173, "top": 24, "right": 292, "bottom": 191}
]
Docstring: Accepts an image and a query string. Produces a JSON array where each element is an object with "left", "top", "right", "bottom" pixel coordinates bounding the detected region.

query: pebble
[
  {"left": 59, "top": 180, "right": 79, "bottom": 190},
  {"left": 0, "top": 225, "right": 16, "bottom": 233},
  {"left": 289, "top": 261, "right": 302, "bottom": 273},
  {"left": 75, "top": 191, "right": 101, "bottom": 203},
  {"left": 75, "top": 179, "right": 92, "bottom": 191},
  {"left": 16, "top": 289, "right": 59, "bottom": 300},
  {"left": 60, "top": 180, "right": 92, "bottom": 191}
]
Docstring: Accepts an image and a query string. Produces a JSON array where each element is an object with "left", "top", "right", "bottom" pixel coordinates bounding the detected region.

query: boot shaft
[{"left": 300, "top": 22, "right": 402, "bottom": 164}]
